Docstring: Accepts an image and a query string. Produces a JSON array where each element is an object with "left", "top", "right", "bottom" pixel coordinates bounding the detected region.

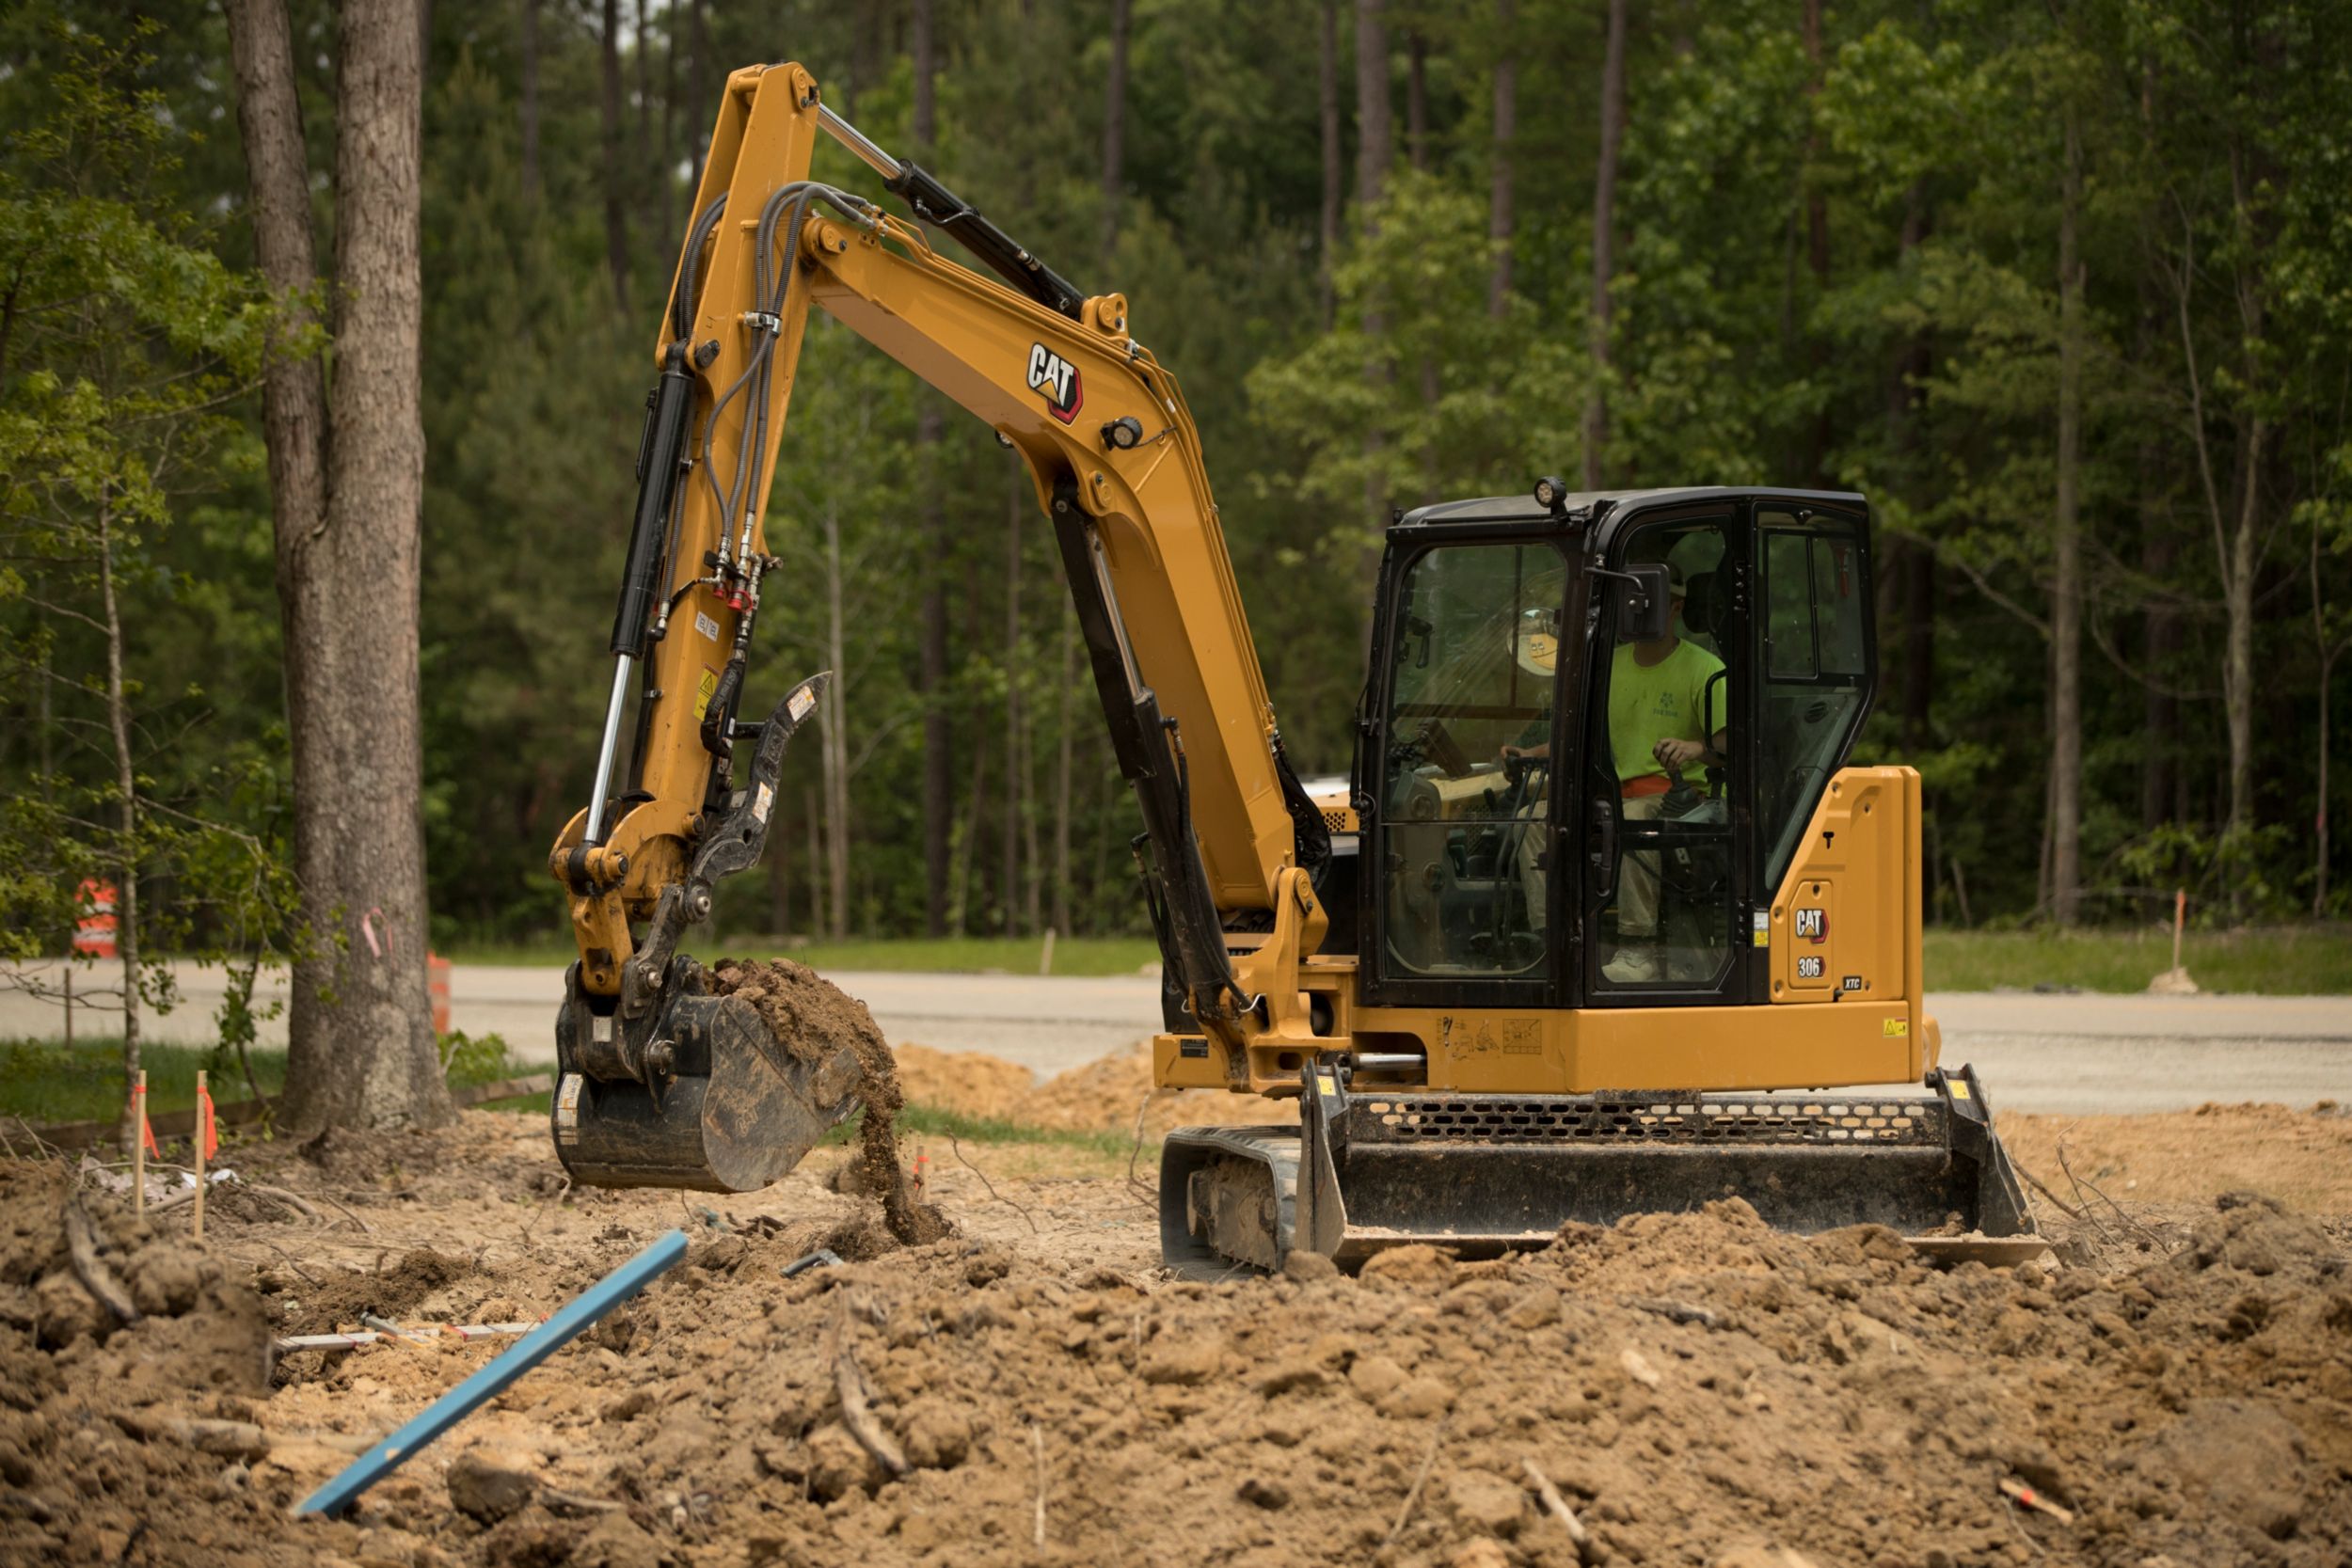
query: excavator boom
[{"left": 548, "top": 64, "right": 1327, "bottom": 1191}]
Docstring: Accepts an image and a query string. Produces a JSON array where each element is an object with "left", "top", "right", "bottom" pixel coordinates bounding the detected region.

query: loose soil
[
  {"left": 1, "top": 1064, "right": 2345, "bottom": 1567},
  {"left": 707, "top": 958, "right": 951, "bottom": 1247}
]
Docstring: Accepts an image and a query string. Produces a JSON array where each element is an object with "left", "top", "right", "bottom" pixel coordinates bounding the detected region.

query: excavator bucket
[
  {"left": 550, "top": 959, "right": 864, "bottom": 1191},
  {"left": 550, "top": 673, "right": 864, "bottom": 1192},
  {"left": 1161, "top": 1063, "right": 2042, "bottom": 1275}
]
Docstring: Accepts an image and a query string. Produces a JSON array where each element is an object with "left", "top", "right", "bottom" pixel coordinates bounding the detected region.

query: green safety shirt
[{"left": 1609, "top": 638, "right": 1725, "bottom": 784}]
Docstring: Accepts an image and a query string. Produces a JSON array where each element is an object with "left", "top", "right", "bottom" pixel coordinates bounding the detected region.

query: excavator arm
[{"left": 548, "top": 63, "right": 1326, "bottom": 1190}]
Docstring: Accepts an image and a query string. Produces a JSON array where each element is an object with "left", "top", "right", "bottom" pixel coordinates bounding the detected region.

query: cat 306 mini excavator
[{"left": 547, "top": 62, "right": 2040, "bottom": 1272}]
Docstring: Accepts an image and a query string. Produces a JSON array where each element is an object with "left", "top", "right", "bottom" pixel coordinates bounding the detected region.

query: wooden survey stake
[
  {"left": 192, "top": 1070, "right": 207, "bottom": 1240},
  {"left": 131, "top": 1070, "right": 147, "bottom": 1220}
]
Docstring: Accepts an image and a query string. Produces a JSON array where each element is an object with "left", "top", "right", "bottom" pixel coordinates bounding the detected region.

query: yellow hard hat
[{"left": 1515, "top": 607, "right": 1558, "bottom": 677}]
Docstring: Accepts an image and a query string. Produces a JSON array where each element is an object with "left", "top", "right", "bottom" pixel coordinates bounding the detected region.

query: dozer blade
[
  {"left": 1160, "top": 1063, "right": 2042, "bottom": 1276},
  {"left": 552, "top": 673, "right": 859, "bottom": 1192}
]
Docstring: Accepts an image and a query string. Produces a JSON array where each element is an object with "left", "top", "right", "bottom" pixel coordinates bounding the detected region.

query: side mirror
[{"left": 1621, "top": 563, "right": 1674, "bottom": 641}]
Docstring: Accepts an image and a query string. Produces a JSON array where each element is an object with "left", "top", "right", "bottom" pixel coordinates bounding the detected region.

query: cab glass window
[
  {"left": 1585, "top": 517, "right": 1737, "bottom": 993},
  {"left": 1377, "top": 543, "right": 1565, "bottom": 978},
  {"left": 1756, "top": 511, "right": 1871, "bottom": 889}
]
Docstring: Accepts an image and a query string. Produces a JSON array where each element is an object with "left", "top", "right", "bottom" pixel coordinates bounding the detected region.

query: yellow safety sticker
[
  {"left": 1882, "top": 1018, "right": 1910, "bottom": 1037},
  {"left": 693, "top": 667, "right": 719, "bottom": 721},
  {"left": 1316, "top": 1072, "right": 1337, "bottom": 1096},
  {"left": 1948, "top": 1079, "right": 1971, "bottom": 1100},
  {"left": 1752, "top": 928, "right": 1771, "bottom": 947}
]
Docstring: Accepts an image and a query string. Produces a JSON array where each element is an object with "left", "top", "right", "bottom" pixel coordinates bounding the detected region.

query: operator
[{"left": 1500, "top": 562, "right": 1724, "bottom": 981}]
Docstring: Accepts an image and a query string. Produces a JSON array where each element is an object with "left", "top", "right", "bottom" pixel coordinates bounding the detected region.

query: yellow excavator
[{"left": 548, "top": 63, "right": 2039, "bottom": 1272}]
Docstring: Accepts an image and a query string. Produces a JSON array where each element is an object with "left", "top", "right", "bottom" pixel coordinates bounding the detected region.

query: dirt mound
[
  {"left": 710, "top": 958, "right": 951, "bottom": 1246},
  {"left": 891, "top": 1044, "right": 1034, "bottom": 1122},
  {"left": 4, "top": 1100, "right": 2350, "bottom": 1568},
  {"left": 0, "top": 1164, "right": 283, "bottom": 1568},
  {"left": 898, "top": 1037, "right": 1298, "bottom": 1140},
  {"left": 1998, "top": 1101, "right": 2352, "bottom": 1214},
  {"left": 610, "top": 1192, "right": 2348, "bottom": 1567},
  {"left": 227, "top": 1187, "right": 2349, "bottom": 1567}
]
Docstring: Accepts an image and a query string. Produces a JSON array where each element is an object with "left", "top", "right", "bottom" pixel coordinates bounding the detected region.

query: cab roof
[{"left": 1394, "top": 486, "right": 1868, "bottom": 531}]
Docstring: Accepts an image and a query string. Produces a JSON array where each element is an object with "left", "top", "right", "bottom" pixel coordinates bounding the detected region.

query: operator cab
[{"left": 1352, "top": 485, "right": 1875, "bottom": 1010}]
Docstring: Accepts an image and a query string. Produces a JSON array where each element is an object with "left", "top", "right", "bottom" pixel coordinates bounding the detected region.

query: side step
[{"left": 1161, "top": 1064, "right": 2042, "bottom": 1275}]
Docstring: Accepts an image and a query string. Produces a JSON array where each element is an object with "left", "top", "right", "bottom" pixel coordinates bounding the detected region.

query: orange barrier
[
  {"left": 428, "top": 951, "right": 453, "bottom": 1036},
  {"left": 73, "top": 879, "right": 118, "bottom": 958}
]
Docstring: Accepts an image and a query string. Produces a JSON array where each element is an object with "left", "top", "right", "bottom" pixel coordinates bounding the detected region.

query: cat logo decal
[{"left": 1026, "top": 343, "right": 1083, "bottom": 423}]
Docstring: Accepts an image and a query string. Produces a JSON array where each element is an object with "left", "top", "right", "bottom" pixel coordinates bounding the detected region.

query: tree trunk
[
  {"left": 1355, "top": 1, "right": 1391, "bottom": 220},
  {"left": 1801, "top": 0, "right": 1831, "bottom": 484},
  {"left": 803, "top": 785, "right": 823, "bottom": 940},
  {"left": 633, "top": 0, "right": 649, "bottom": 152},
  {"left": 913, "top": 0, "right": 952, "bottom": 938},
  {"left": 1355, "top": 0, "right": 1391, "bottom": 577},
  {"left": 1053, "top": 605, "right": 1076, "bottom": 936},
  {"left": 660, "top": 0, "right": 676, "bottom": 251},
  {"left": 599, "top": 0, "right": 629, "bottom": 313},
  {"left": 953, "top": 730, "right": 989, "bottom": 938},
  {"left": 769, "top": 804, "right": 792, "bottom": 937},
  {"left": 1581, "top": 0, "right": 1627, "bottom": 490},
  {"left": 2224, "top": 417, "right": 2262, "bottom": 836},
  {"left": 2312, "top": 512, "right": 2338, "bottom": 916},
  {"left": 230, "top": 0, "right": 448, "bottom": 1132},
  {"left": 96, "top": 496, "right": 142, "bottom": 1153},
  {"left": 1317, "top": 1, "right": 1343, "bottom": 328},
  {"left": 2050, "top": 103, "right": 2085, "bottom": 926},
  {"left": 1103, "top": 0, "right": 1131, "bottom": 262},
  {"left": 1405, "top": 31, "right": 1430, "bottom": 172},
  {"left": 1487, "top": 0, "right": 1516, "bottom": 317},
  {"left": 1002, "top": 475, "right": 1024, "bottom": 935},
  {"left": 821, "top": 514, "right": 850, "bottom": 940},
  {"left": 1893, "top": 188, "right": 1932, "bottom": 750},
  {"left": 687, "top": 0, "right": 709, "bottom": 190},
  {"left": 519, "top": 0, "right": 540, "bottom": 200},
  {"left": 845, "top": 4, "right": 879, "bottom": 116}
]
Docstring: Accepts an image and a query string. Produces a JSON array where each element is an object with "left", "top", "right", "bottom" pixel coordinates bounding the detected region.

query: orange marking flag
[
  {"left": 132, "top": 1083, "right": 159, "bottom": 1158},
  {"left": 198, "top": 1081, "right": 219, "bottom": 1161}
]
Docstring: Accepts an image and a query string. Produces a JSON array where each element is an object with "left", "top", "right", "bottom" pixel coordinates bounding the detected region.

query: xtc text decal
[{"left": 1026, "top": 343, "right": 1083, "bottom": 423}]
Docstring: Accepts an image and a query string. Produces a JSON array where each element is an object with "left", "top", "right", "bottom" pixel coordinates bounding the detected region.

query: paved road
[{"left": 6, "top": 960, "right": 2344, "bottom": 1115}]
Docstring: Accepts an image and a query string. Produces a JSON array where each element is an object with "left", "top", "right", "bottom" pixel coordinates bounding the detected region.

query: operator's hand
[{"left": 1653, "top": 736, "right": 1709, "bottom": 769}]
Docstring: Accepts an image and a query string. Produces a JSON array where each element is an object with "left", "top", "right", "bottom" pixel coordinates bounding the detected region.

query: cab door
[
  {"left": 1581, "top": 506, "right": 1749, "bottom": 1005},
  {"left": 1359, "top": 534, "right": 1567, "bottom": 1008}
]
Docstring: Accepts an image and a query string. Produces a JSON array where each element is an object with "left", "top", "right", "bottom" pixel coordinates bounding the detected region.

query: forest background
[{"left": 4, "top": 0, "right": 2348, "bottom": 978}]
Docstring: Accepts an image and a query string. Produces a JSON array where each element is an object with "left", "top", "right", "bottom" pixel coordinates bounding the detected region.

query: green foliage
[
  {"left": 0, "top": 18, "right": 310, "bottom": 1024},
  {"left": 6, "top": 0, "right": 2351, "bottom": 961},
  {"left": 0, "top": 1037, "right": 288, "bottom": 1128},
  {"left": 437, "top": 1029, "right": 524, "bottom": 1086}
]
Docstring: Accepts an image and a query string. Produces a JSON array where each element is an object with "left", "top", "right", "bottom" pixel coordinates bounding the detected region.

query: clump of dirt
[
  {"left": 709, "top": 958, "right": 951, "bottom": 1246},
  {"left": 275, "top": 1246, "right": 474, "bottom": 1336}
]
